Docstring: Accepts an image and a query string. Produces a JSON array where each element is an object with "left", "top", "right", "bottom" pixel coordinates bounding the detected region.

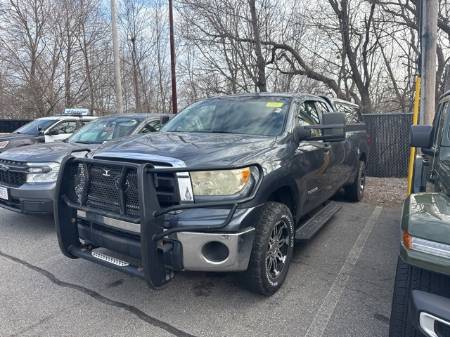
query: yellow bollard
[{"left": 407, "top": 76, "right": 421, "bottom": 195}]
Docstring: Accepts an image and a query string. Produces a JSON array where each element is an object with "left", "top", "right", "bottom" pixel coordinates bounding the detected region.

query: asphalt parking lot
[{"left": 0, "top": 202, "right": 400, "bottom": 337}]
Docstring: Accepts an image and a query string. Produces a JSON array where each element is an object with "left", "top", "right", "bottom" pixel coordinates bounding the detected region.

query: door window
[
  {"left": 48, "top": 121, "right": 78, "bottom": 135},
  {"left": 139, "top": 120, "right": 161, "bottom": 134},
  {"left": 296, "top": 101, "right": 321, "bottom": 136}
]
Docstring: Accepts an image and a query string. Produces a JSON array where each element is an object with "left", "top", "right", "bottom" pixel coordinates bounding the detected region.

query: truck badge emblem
[{"left": 102, "top": 169, "right": 111, "bottom": 177}]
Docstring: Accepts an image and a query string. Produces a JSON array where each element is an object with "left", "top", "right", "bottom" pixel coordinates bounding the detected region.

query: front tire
[
  {"left": 239, "top": 202, "right": 294, "bottom": 296},
  {"left": 389, "top": 257, "right": 450, "bottom": 337}
]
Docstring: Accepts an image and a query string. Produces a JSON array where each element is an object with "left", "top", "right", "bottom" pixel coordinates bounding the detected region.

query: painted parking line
[{"left": 304, "top": 206, "right": 383, "bottom": 337}]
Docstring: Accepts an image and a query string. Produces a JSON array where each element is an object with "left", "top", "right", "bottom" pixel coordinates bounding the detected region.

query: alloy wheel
[{"left": 265, "top": 219, "right": 290, "bottom": 282}]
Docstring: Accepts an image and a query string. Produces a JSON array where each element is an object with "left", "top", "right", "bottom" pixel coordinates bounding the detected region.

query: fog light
[{"left": 201, "top": 241, "right": 229, "bottom": 263}]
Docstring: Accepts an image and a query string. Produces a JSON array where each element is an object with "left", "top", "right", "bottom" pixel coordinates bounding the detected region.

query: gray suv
[{"left": 0, "top": 113, "right": 169, "bottom": 214}]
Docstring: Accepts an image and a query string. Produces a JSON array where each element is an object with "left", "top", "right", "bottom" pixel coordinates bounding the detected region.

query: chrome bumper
[
  {"left": 77, "top": 210, "right": 256, "bottom": 272},
  {"left": 176, "top": 228, "right": 255, "bottom": 272}
]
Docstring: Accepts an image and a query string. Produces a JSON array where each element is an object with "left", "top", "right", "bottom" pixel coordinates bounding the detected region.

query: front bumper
[
  {"left": 176, "top": 228, "right": 255, "bottom": 272},
  {"left": 0, "top": 182, "right": 55, "bottom": 214},
  {"left": 410, "top": 290, "right": 450, "bottom": 337},
  {"left": 77, "top": 209, "right": 255, "bottom": 272},
  {"left": 400, "top": 244, "right": 450, "bottom": 278},
  {"left": 55, "top": 156, "right": 262, "bottom": 288}
]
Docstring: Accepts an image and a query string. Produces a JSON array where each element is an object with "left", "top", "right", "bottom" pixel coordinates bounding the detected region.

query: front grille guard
[{"left": 55, "top": 153, "right": 262, "bottom": 287}]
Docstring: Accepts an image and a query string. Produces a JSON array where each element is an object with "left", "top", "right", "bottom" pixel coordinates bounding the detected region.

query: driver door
[{"left": 292, "top": 100, "right": 330, "bottom": 214}]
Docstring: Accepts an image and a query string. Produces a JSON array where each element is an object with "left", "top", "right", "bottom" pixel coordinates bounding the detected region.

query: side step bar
[
  {"left": 69, "top": 246, "right": 145, "bottom": 279},
  {"left": 295, "top": 201, "right": 342, "bottom": 240},
  {"left": 91, "top": 250, "right": 130, "bottom": 267}
]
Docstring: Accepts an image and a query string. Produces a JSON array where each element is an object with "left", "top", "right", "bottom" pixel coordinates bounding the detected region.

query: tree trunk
[
  {"left": 64, "top": 45, "right": 71, "bottom": 107},
  {"left": 131, "top": 37, "right": 141, "bottom": 112},
  {"left": 81, "top": 24, "right": 95, "bottom": 114},
  {"left": 248, "top": 0, "right": 267, "bottom": 92}
]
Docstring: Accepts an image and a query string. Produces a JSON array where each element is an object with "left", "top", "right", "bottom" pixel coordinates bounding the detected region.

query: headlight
[
  {"left": 190, "top": 166, "right": 259, "bottom": 200},
  {"left": 26, "top": 162, "right": 60, "bottom": 183},
  {"left": 0, "top": 141, "right": 9, "bottom": 149}
]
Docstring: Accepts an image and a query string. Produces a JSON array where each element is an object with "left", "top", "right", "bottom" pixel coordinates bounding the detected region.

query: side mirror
[
  {"left": 37, "top": 126, "right": 44, "bottom": 135},
  {"left": 294, "top": 112, "right": 346, "bottom": 143},
  {"left": 410, "top": 125, "right": 433, "bottom": 149},
  {"left": 321, "top": 112, "right": 345, "bottom": 141},
  {"left": 294, "top": 126, "right": 312, "bottom": 143}
]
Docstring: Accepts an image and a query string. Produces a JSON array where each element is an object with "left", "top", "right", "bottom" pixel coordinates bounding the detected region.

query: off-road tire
[
  {"left": 389, "top": 257, "right": 450, "bottom": 337},
  {"left": 345, "top": 160, "right": 365, "bottom": 202},
  {"left": 239, "top": 202, "right": 294, "bottom": 296}
]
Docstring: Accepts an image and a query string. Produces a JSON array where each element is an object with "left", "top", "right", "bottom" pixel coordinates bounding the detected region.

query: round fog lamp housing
[{"left": 201, "top": 241, "right": 229, "bottom": 263}]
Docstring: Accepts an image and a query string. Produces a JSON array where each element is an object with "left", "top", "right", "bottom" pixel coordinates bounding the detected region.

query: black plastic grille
[
  {"left": 154, "top": 172, "right": 180, "bottom": 208},
  {"left": 67, "top": 161, "right": 179, "bottom": 218},
  {"left": 124, "top": 171, "right": 139, "bottom": 216},
  {"left": 0, "top": 160, "right": 26, "bottom": 187}
]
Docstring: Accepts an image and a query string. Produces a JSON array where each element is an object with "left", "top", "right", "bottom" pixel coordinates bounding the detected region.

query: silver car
[{"left": 0, "top": 113, "right": 169, "bottom": 214}]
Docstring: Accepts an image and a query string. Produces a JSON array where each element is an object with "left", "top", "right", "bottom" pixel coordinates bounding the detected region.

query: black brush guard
[{"left": 55, "top": 154, "right": 261, "bottom": 288}]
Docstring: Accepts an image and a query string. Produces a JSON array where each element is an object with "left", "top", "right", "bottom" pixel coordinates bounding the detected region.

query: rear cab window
[{"left": 334, "top": 101, "right": 361, "bottom": 124}]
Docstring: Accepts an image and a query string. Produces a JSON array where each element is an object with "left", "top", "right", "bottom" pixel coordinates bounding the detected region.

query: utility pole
[
  {"left": 111, "top": 0, "right": 124, "bottom": 113},
  {"left": 169, "top": 0, "right": 178, "bottom": 113},
  {"left": 419, "top": 0, "right": 438, "bottom": 125}
]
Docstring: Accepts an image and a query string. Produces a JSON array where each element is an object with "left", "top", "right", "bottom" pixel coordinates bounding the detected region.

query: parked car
[
  {"left": 54, "top": 93, "right": 368, "bottom": 295},
  {"left": 0, "top": 114, "right": 97, "bottom": 152},
  {"left": 0, "top": 113, "right": 170, "bottom": 215},
  {"left": 389, "top": 91, "right": 450, "bottom": 337}
]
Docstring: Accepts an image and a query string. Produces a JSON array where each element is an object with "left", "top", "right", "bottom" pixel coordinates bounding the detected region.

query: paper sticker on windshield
[{"left": 266, "top": 102, "right": 284, "bottom": 108}]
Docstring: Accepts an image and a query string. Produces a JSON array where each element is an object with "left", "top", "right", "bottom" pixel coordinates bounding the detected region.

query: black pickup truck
[{"left": 55, "top": 93, "right": 368, "bottom": 295}]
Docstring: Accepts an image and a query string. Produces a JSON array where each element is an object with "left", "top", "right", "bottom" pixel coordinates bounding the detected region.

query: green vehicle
[{"left": 389, "top": 91, "right": 450, "bottom": 337}]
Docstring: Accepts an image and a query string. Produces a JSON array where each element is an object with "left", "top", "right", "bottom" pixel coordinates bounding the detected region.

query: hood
[
  {"left": 93, "top": 132, "right": 276, "bottom": 167},
  {"left": 0, "top": 133, "right": 36, "bottom": 141},
  {"left": 0, "top": 133, "right": 42, "bottom": 153},
  {"left": 0, "top": 142, "right": 99, "bottom": 163}
]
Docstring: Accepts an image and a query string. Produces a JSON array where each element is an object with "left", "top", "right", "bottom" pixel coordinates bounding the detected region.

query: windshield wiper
[
  {"left": 210, "top": 130, "right": 233, "bottom": 134},
  {"left": 74, "top": 141, "right": 96, "bottom": 144},
  {"left": 174, "top": 130, "right": 234, "bottom": 134}
]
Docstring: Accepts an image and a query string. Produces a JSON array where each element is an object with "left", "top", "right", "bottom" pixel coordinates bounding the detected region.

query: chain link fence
[{"left": 362, "top": 113, "right": 412, "bottom": 178}]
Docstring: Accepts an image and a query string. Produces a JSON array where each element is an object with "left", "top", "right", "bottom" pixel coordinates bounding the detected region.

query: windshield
[
  {"left": 68, "top": 117, "right": 143, "bottom": 144},
  {"left": 15, "top": 119, "right": 58, "bottom": 136},
  {"left": 161, "top": 96, "right": 291, "bottom": 136}
]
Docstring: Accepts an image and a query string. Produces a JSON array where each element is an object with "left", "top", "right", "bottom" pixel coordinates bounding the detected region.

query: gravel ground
[{"left": 364, "top": 177, "right": 407, "bottom": 207}]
